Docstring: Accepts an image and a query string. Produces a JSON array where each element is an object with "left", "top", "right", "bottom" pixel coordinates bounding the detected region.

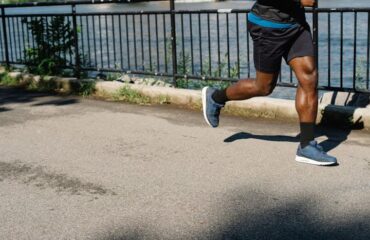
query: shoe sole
[
  {"left": 295, "top": 155, "right": 337, "bottom": 166},
  {"left": 202, "top": 87, "right": 214, "bottom": 128}
]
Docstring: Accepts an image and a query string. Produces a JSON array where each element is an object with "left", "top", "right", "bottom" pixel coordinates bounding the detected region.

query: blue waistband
[{"left": 248, "top": 12, "right": 297, "bottom": 29}]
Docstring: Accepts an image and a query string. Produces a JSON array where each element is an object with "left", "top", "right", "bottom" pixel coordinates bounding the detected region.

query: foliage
[
  {"left": 355, "top": 58, "right": 368, "bottom": 90},
  {"left": 113, "top": 85, "right": 150, "bottom": 104},
  {"left": 76, "top": 81, "right": 96, "bottom": 97},
  {"left": 175, "top": 50, "right": 237, "bottom": 90},
  {"left": 22, "top": 16, "right": 75, "bottom": 76},
  {"left": 0, "top": 73, "right": 19, "bottom": 86}
]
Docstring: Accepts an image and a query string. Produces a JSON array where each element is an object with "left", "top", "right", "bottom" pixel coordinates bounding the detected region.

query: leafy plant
[
  {"left": 0, "top": 73, "right": 19, "bottom": 86},
  {"left": 355, "top": 57, "right": 368, "bottom": 90},
  {"left": 22, "top": 16, "right": 75, "bottom": 76},
  {"left": 113, "top": 85, "right": 150, "bottom": 104},
  {"left": 76, "top": 81, "right": 96, "bottom": 97}
]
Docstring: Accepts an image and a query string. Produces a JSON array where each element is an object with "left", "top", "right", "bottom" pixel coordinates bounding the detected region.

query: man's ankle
[{"left": 212, "top": 89, "right": 229, "bottom": 105}]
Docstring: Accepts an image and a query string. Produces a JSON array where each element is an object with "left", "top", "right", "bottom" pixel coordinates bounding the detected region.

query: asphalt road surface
[{"left": 1, "top": 87, "right": 370, "bottom": 240}]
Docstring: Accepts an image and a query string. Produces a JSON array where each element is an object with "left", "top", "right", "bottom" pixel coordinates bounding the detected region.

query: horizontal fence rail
[{"left": 0, "top": 1, "right": 369, "bottom": 93}]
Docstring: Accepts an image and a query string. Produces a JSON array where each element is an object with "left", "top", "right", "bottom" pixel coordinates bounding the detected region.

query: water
[
  {"left": 3, "top": 0, "right": 370, "bottom": 99},
  {"left": 5, "top": 0, "right": 370, "bottom": 14}
]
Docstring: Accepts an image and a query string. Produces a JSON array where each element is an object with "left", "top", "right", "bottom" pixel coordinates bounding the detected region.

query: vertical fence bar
[
  {"left": 198, "top": 13, "right": 202, "bottom": 75},
  {"left": 367, "top": 12, "right": 370, "bottom": 89},
  {"left": 80, "top": 16, "right": 85, "bottom": 67},
  {"left": 312, "top": 2, "right": 319, "bottom": 78},
  {"left": 31, "top": 17, "right": 36, "bottom": 63},
  {"left": 189, "top": 13, "right": 194, "bottom": 75},
  {"left": 328, "top": 13, "right": 331, "bottom": 87},
  {"left": 163, "top": 14, "right": 168, "bottom": 73},
  {"left": 68, "top": 17, "right": 73, "bottom": 67},
  {"left": 125, "top": 14, "right": 130, "bottom": 69},
  {"left": 353, "top": 12, "right": 357, "bottom": 90},
  {"left": 340, "top": 12, "right": 343, "bottom": 88},
  {"left": 21, "top": 17, "right": 26, "bottom": 62},
  {"left": 147, "top": 14, "right": 152, "bottom": 71},
  {"left": 226, "top": 13, "right": 230, "bottom": 78},
  {"left": 0, "top": 14, "right": 4, "bottom": 61},
  {"left": 25, "top": 16, "right": 30, "bottom": 63},
  {"left": 217, "top": 13, "right": 221, "bottom": 77},
  {"left": 119, "top": 15, "right": 123, "bottom": 70},
  {"left": 8, "top": 17, "right": 13, "bottom": 63},
  {"left": 105, "top": 14, "right": 110, "bottom": 68},
  {"left": 1, "top": 7, "right": 9, "bottom": 67},
  {"left": 112, "top": 15, "right": 117, "bottom": 68},
  {"left": 72, "top": 4, "right": 80, "bottom": 77},
  {"left": 99, "top": 15, "right": 103, "bottom": 68},
  {"left": 92, "top": 16, "right": 98, "bottom": 68},
  {"left": 170, "top": 0, "right": 177, "bottom": 86},
  {"left": 16, "top": 17, "right": 22, "bottom": 62},
  {"left": 11, "top": 17, "right": 17, "bottom": 62},
  {"left": 140, "top": 14, "right": 144, "bottom": 70},
  {"left": 85, "top": 16, "right": 91, "bottom": 67},
  {"left": 181, "top": 13, "right": 185, "bottom": 75},
  {"left": 11, "top": 17, "right": 16, "bottom": 62},
  {"left": 133, "top": 14, "right": 138, "bottom": 70},
  {"left": 236, "top": 13, "right": 240, "bottom": 79},
  {"left": 155, "top": 14, "right": 159, "bottom": 73},
  {"left": 246, "top": 13, "right": 250, "bottom": 78},
  {"left": 207, "top": 13, "right": 211, "bottom": 76}
]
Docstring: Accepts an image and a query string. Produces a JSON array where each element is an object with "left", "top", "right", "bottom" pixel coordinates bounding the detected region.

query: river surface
[
  {"left": 5, "top": 0, "right": 370, "bottom": 14},
  {"left": 3, "top": 0, "right": 370, "bottom": 98}
]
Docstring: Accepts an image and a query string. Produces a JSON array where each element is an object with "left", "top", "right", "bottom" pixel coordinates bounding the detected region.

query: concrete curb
[
  {"left": 1, "top": 69, "right": 369, "bottom": 131},
  {"left": 96, "top": 81, "right": 370, "bottom": 131}
]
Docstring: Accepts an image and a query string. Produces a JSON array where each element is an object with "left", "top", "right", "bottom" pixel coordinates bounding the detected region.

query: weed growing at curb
[
  {"left": 113, "top": 86, "right": 151, "bottom": 104},
  {"left": 75, "top": 81, "right": 96, "bottom": 97},
  {"left": 0, "top": 73, "right": 20, "bottom": 86}
]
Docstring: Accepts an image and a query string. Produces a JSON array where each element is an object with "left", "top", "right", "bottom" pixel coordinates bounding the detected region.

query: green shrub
[{"left": 22, "top": 16, "right": 75, "bottom": 76}]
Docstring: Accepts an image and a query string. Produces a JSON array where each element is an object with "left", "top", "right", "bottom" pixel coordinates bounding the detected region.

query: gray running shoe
[
  {"left": 202, "top": 87, "right": 224, "bottom": 128},
  {"left": 296, "top": 140, "right": 337, "bottom": 166}
]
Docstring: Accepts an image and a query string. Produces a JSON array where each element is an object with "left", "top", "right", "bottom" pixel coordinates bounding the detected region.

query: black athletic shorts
[{"left": 248, "top": 22, "right": 315, "bottom": 73}]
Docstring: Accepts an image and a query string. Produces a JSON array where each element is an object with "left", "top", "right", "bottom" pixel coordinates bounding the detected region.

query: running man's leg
[
  {"left": 290, "top": 56, "right": 318, "bottom": 148},
  {"left": 290, "top": 56, "right": 318, "bottom": 123},
  {"left": 212, "top": 71, "right": 279, "bottom": 104},
  {"left": 202, "top": 71, "right": 279, "bottom": 128},
  {"left": 290, "top": 56, "right": 337, "bottom": 165},
  {"left": 226, "top": 71, "right": 280, "bottom": 100}
]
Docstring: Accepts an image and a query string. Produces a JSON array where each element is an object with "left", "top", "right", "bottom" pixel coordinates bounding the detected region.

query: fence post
[
  {"left": 1, "top": 7, "right": 10, "bottom": 69},
  {"left": 312, "top": 1, "right": 319, "bottom": 74},
  {"left": 71, "top": 3, "right": 81, "bottom": 78},
  {"left": 170, "top": 0, "right": 177, "bottom": 87}
]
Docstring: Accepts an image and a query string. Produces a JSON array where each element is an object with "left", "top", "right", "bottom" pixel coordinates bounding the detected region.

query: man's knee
[
  {"left": 256, "top": 82, "right": 276, "bottom": 96},
  {"left": 299, "top": 65, "right": 318, "bottom": 89}
]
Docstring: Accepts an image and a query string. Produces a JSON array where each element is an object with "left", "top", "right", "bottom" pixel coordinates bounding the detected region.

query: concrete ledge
[
  {"left": 95, "top": 81, "right": 370, "bottom": 131},
  {"left": 2, "top": 70, "right": 370, "bottom": 131}
]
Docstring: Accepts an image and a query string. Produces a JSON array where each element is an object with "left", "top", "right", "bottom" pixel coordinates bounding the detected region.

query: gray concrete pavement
[{"left": 0, "top": 86, "right": 370, "bottom": 240}]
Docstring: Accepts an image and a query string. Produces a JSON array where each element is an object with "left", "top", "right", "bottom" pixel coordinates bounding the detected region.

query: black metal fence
[{"left": 0, "top": 0, "right": 369, "bottom": 93}]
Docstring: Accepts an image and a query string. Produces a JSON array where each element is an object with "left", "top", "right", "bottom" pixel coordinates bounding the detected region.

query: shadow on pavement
[
  {"left": 316, "top": 92, "right": 367, "bottom": 152},
  {"left": 224, "top": 127, "right": 362, "bottom": 153},
  {"left": 225, "top": 92, "right": 369, "bottom": 152},
  {"left": 32, "top": 98, "right": 78, "bottom": 106},
  {"left": 224, "top": 132, "right": 299, "bottom": 143},
  {"left": 0, "top": 87, "right": 79, "bottom": 110},
  {"left": 0, "top": 106, "right": 10, "bottom": 112},
  {"left": 96, "top": 189, "right": 370, "bottom": 240}
]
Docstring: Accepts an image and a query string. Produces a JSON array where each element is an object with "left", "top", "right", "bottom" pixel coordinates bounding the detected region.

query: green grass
[
  {"left": 0, "top": 73, "right": 19, "bottom": 86},
  {"left": 113, "top": 85, "right": 151, "bottom": 104},
  {"left": 75, "top": 81, "right": 96, "bottom": 97}
]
